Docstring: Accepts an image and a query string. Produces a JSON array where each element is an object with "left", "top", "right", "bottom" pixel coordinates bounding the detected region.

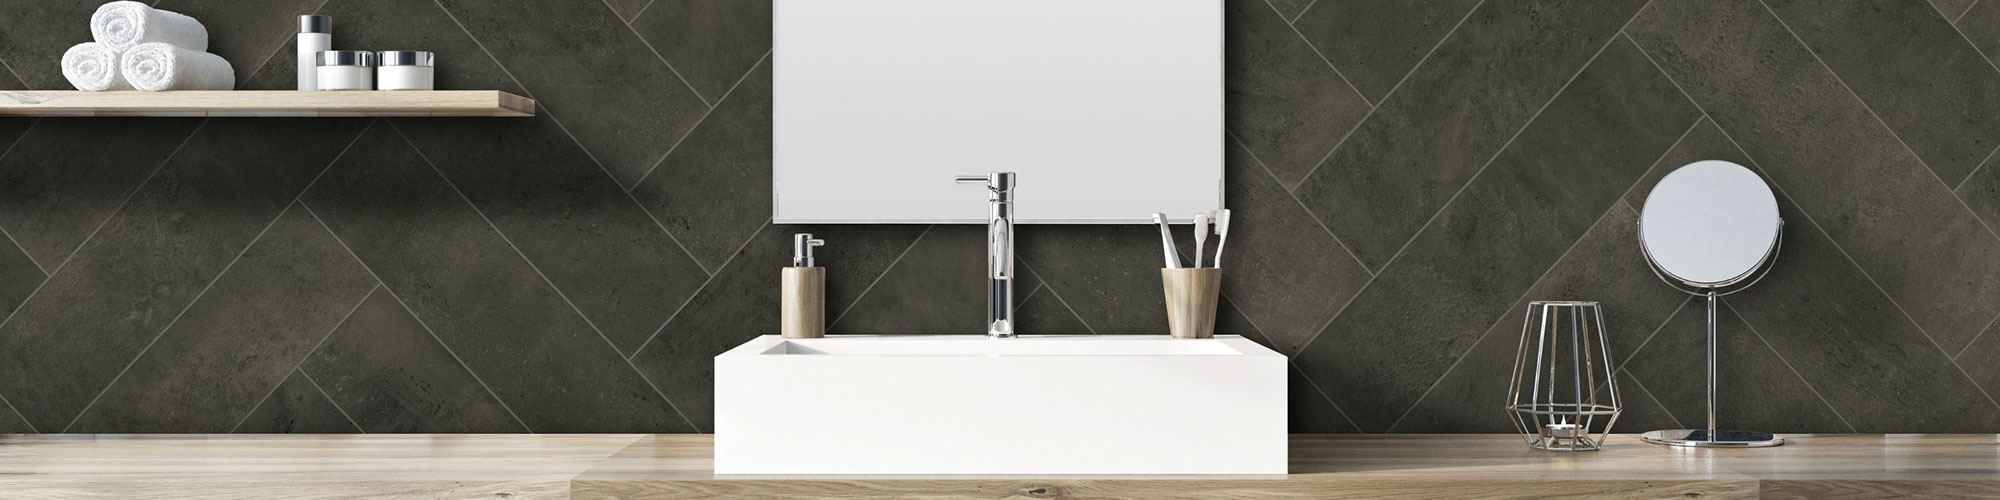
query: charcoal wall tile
[
  {"left": 1961, "top": 1, "right": 2000, "bottom": 58},
  {"left": 1294, "top": 40, "right": 1700, "bottom": 431},
  {"left": 1960, "top": 322, "right": 2000, "bottom": 394},
  {"left": 1623, "top": 299, "right": 1852, "bottom": 434},
  {"left": 435, "top": 0, "right": 710, "bottom": 186},
  {"left": 1630, "top": 0, "right": 2000, "bottom": 354},
  {"left": 302, "top": 289, "right": 524, "bottom": 433},
  {"left": 69, "top": 204, "right": 378, "bottom": 433},
  {"left": 1934, "top": 0, "right": 1978, "bottom": 20},
  {"left": 1017, "top": 224, "right": 1175, "bottom": 333},
  {"left": 1765, "top": 0, "right": 2000, "bottom": 186},
  {"left": 829, "top": 225, "right": 1044, "bottom": 335},
  {"left": 1263, "top": 0, "right": 1312, "bottom": 22},
  {"left": 1290, "top": 364, "right": 1360, "bottom": 433},
  {"left": 630, "top": 222, "right": 927, "bottom": 431},
  {"left": 0, "top": 118, "right": 201, "bottom": 267},
  {"left": 0, "top": 117, "right": 366, "bottom": 431},
  {"left": 0, "top": 235, "right": 37, "bottom": 320},
  {"left": 606, "top": 0, "right": 652, "bottom": 23},
  {"left": 234, "top": 370, "right": 361, "bottom": 433},
  {"left": 632, "top": 59, "right": 772, "bottom": 271},
  {"left": 1292, "top": 0, "right": 1481, "bottom": 103},
  {"left": 1218, "top": 134, "right": 1370, "bottom": 352},
  {"left": 1721, "top": 198, "right": 2000, "bottom": 432},
  {"left": 1225, "top": 0, "right": 1370, "bottom": 185},
  {"left": 1293, "top": 0, "right": 1649, "bottom": 270},
  {"left": 395, "top": 115, "right": 709, "bottom": 356},
  {"left": 312, "top": 0, "right": 526, "bottom": 95},
  {"left": 0, "top": 0, "right": 98, "bottom": 89},
  {"left": 629, "top": 0, "right": 770, "bottom": 100},
  {"left": 1012, "top": 286, "right": 1094, "bottom": 335},
  {"left": 303, "top": 124, "right": 692, "bottom": 433}
]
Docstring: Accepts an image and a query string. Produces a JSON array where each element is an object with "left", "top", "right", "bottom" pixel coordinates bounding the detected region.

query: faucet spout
[{"left": 956, "top": 172, "right": 1017, "bottom": 338}]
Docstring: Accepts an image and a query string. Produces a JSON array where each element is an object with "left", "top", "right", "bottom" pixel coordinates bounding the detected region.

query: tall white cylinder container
[{"left": 296, "top": 15, "right": 331, "bottom": 90}]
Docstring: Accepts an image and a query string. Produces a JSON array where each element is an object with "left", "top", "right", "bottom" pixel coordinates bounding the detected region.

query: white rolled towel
[
  {"left": 91, "top": 1, "right": 208, "bottom": 52},
  {"left": 121, "top": 42, "right": 234, "bottom": 91},
  {"left": 61, "top": 42, "right": 132, "bottom": 91}
]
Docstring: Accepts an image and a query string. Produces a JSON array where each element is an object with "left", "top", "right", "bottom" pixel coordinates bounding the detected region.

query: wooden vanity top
[{"left": 0, "top": 433, "right": 1993, "bottom": 498}]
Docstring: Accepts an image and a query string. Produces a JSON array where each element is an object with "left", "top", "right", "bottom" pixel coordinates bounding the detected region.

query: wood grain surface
[
  {"left": 0, "top": 91, "right": 535, "bottom": 117},
  {"left": 0, "top": 434, "right": 1991, "bottom": 498}
]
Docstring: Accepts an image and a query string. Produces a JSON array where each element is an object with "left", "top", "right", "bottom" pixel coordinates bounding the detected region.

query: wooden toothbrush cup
[{"left": 1161, "top": 268, "right": 1221, "bottom": 339}]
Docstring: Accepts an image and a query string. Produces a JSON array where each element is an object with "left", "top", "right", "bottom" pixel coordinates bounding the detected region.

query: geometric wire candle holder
[{"left": 1506, "top": 301, "right": 1621, "bottom": 451}]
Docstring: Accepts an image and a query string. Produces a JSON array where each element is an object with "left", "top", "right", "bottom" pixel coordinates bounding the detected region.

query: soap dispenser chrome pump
[{"left": 781, "top": 234, "right": 826, "bottom": 339}]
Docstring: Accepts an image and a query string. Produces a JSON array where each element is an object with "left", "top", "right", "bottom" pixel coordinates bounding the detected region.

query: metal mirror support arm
[{"left": 1637, "top": 220, "right": 1786, "bottom": 448}]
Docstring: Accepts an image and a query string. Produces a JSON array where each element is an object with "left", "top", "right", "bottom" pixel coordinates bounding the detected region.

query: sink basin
[{"left": 714, "top": 335, "right": 1285, "bottom": 475}]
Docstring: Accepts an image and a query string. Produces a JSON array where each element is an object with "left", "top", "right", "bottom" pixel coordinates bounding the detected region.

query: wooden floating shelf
[{"left": 0, "top": 90, "right": 534, "bottom": 117}]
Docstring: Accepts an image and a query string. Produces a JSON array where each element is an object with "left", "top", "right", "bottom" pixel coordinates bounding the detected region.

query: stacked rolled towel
[
  {"left": 61, "top": 42, "right": 131, "bottom": 91},
  {"left": 122, "top": 42, "right": 234, "bottom": 91},
  {"left": 90, "top": 1, "right": 208, "bottom": 52}
]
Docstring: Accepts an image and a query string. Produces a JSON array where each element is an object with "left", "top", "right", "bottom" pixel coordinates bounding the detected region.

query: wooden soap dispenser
[{"left": 781, "top": 233, "right": 826, "bottom": 338}]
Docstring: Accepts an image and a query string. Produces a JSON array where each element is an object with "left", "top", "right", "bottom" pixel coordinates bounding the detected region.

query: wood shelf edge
[{"left": 0, "top": 90, "right": 535, "bottom": 117}]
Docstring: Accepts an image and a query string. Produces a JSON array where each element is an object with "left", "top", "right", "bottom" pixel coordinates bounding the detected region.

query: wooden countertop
[{"left": 1, "top": 434, "right": 1993, "bottom": 498}]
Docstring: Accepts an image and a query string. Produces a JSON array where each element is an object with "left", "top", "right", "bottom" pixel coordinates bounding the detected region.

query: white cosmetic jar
[
  {"left": 376, "top": 51, "right": 435, "bottom": 90},
  {"left": 316, "top": 51, "right": 375, "bottom": 90}
]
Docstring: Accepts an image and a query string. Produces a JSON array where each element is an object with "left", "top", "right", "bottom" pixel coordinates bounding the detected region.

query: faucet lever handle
[{"left": 955, "top": 175, "right": 990, "bottom": 185}]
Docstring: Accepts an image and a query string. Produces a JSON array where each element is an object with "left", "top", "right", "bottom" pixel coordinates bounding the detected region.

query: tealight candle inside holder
[{"left": 1543, "top": 422, "right": 1583, "bottom": 439}]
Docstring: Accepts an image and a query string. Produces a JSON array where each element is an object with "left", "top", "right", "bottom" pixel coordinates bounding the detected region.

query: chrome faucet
[{"left": 956, "top": 172, "right": 1016, "bottom": 338}]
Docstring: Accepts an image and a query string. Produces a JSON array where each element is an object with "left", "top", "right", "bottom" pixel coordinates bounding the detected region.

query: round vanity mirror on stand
[{"left": 1636, "top": 160, "right": 1785, "bottom": 448}]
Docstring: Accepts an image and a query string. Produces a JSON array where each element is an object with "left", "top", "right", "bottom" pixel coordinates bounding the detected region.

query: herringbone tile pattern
[{"left": 0, "top": 0, "right": 1993, "bottom": 434}]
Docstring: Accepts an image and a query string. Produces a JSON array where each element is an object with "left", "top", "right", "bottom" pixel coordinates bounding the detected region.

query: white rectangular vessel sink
[{"left": 714, "top": 335, "right": 1286, "bottom": 475}]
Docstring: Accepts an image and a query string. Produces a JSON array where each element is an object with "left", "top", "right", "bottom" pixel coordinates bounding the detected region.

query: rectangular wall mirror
[{"left": 773, "top": 0, "right": 1223, "bottom": 224}]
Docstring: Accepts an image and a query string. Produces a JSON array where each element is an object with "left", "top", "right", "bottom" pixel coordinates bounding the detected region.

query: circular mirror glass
[{"left": 1639, "top": 160, "right": 1780, "bottom": 287}]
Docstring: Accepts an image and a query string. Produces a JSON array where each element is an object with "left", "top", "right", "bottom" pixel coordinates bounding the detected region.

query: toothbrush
[
  {"left": 1211, "top": 209, "right": 1231, "bottom": 268},
  {"left": 1192, "top": 213, "right": 1210, "bottom": 269},
  {"left": 1153, "top": 212, "right": 1182, "bottom": 269}
]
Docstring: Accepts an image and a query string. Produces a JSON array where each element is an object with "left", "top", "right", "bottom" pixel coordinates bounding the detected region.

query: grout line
[
  {"left": 57, "top": 121, "right": 375, "bottom": 433},
  {"left": 1265, "top": 0, "right": 1375, "bottom": 108},
  {"left": 627, "top": 0, "right": 658, "bottom": 25},
  {"left": 0, "top": 119, "right": 204, "bottom": 431},
  {"left": 1290, "top": 361, "right": 1365, "bottom": 433},
  {"left": 600, "top": 0, "right": 713, "bottom": 107},
  {"left": 1613, "top": 295, "right": 1695, "bottom": 374},
  {"left": 296, "top": 368, "right": 367, "bottom": 433},
  {"left": 239, "top": 0, "right": 338, "bottom": 89},
  {"left": 386, "top": 122, "right": 700, "bottom": 431},
  {"left": 1929, "top": 0, "right": 2000, "bottom": 95},
  {"left": 298, "top": 201, "right": 535, "bottom": 433},
  {"left": 1288, "top": 0, "right": 1318, "bottom": 24},
  {"left": 1954, "top": 310, "right": 2000, "bottom": 360},
  {"left": 418, "top": 3, "right": 719, "bottom": 276},
  {"left": 1621, "top": 371, "right": 1686, "bottom": 430},
  {"left": 228, "top": 284, "right": 379, "bottom": 433},
  {"left": 1955, "top": 143, "right": 2000, "bottom": 193},
  {"left": 623, "top": 353, "right": 701, "bottom": 432},
  {"left": 59, "top": 197, "right": 302, "bottom": 433},
  {"left": 1015, "top": 283, "right": 1046, "bottom": 307},
  {"left": 1228, "top": 131, "right": 1374, "bottom": 277},
  {"left": 1759, "top": 0, "right": 2000, "bottom": 261},
  {"left": 1960, "top": 0, "right": 1982, "bottom": 23},
  {"left": 1382, "top": 174, "right": 1680, "bottom": 433},
  {"left": 1705, "top": 114, "right": 2000, "bottom": 417},
  {"left": 1291, "top": 3, "right": 1652, "bottom": 357},
  {"left": 1289, "top": 0, "right": 1485, "bottom": 191},
  {"left": 0, "top": 57, "right": 32, "bottom": 89},
  {"left": 1014, "top": 261, "right": 1098, "bottom": 335},
  {"left": 42, "top": 120, "right": 205, "bottom": 286},
  {"left": 0, "top": 119, "right": 46, "bottom": 275},
  {"left": 630, "top": 50, "right": 770, "bottom": 191},
  {"left": 628, "top": 220, "right": 771, "bottom": 360},
  {"left": 0, "top": 389, "right": 36, "bottom": 433},
  {"left": 1759, "top": 2, "right": 2000, "bottom": 384},
  {"left": 826, "top": 225, "right": 933, "bottom": 330},
  {"left": 1723, "top": 299, "right": 1861, "bottom": 433}
]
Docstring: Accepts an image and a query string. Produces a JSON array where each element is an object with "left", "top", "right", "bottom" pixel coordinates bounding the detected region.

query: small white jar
[
  {"left": 316, "top": 51, "right": 374, "bottom": 90},
  {"left": 376, "top": 51, "right": 435, "bottom": 91}
]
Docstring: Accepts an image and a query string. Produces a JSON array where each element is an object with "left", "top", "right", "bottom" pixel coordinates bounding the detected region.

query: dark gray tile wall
[{"left": 0, "top": 0, "right": 1994, "bottom": 434}]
